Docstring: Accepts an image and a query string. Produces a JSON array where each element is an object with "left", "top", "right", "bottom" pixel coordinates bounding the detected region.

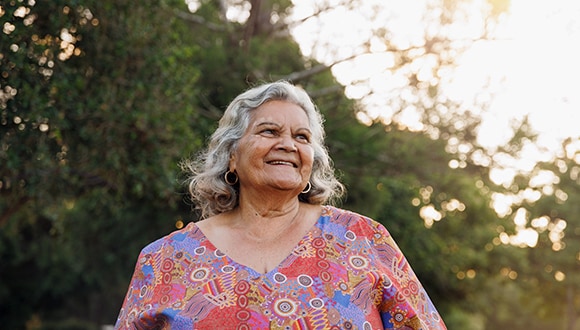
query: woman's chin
[{"left": 265, "top": 182, "right": 304, "bottom": 193}]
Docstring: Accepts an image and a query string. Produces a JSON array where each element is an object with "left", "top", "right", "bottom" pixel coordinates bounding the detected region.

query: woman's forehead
[{"left": 248, "top": 101, "right": 310, "bottom": 125}]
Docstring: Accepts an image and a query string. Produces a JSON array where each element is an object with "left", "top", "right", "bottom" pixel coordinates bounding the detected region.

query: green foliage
[
  {"left": 507, "top": 140, "right": 580, "bottom": 329},
  {"left": 1, "top": 0, "right": 203, "bottom": 327}
]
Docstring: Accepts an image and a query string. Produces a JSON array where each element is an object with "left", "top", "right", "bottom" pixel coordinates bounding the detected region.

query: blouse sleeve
[
  {"left": 365, "top": 219, "right": 447, "bottom": 329},
  {"left": 114, "top": 247, "right": 170, "bottom": 329}
]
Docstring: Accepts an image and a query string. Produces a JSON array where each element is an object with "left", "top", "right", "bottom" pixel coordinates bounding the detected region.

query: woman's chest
[{"left": 149, "top": 238, "right": 386, "bottom": 329}]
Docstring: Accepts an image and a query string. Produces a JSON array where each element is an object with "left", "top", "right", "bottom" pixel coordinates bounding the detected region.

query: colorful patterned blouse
[{"left": 115, "top": 206, "right": 446, "bottom": 329}]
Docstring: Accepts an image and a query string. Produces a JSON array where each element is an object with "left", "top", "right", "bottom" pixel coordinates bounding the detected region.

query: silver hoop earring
[
  {"left": 301, "top": 182, "right": 311, "bottom": 194},
  {"left": 224, "top": 171, "right": 238, "bottom": 185}
]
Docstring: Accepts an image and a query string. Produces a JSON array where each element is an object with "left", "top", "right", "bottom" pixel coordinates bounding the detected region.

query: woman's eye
[
  {"left": 260, "top": 129, "right": 276, "bottom": 135},
  {"left": 296, "top": 134, "right": 310, "bottom": 142}
]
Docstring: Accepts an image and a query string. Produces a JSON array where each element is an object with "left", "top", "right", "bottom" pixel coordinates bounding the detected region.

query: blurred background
[{"left": 1, "top": 0, "right": 579, "bottom": 329}]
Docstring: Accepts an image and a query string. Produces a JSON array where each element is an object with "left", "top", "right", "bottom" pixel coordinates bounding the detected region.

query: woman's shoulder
[
  {"left": 323, "top": 205, "right": 390, "bottom": 237},
  {"left": 323, "top": 205, "right": 378, "bottom": 224},
  {"left": 140, "top": 221, "right": 202, "bottom": 255}
]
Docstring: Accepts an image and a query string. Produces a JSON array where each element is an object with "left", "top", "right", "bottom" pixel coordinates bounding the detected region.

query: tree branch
[
  {"left": 172, "top": 9, "right": 226, "bottom": 31},
  {"left": 278, "top": 52, "right": 360, "bottom": 83},
  {"left": 159, "top": 0, "right": 227, "bottom": 31}
]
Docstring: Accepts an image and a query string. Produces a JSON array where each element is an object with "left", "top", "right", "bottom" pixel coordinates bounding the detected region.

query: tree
[
  {"left": 502, "top": 138, "right": 580, "bottom": 329},
  {"left": 1, "top": 0, "right": 205, "bottom": 326}
]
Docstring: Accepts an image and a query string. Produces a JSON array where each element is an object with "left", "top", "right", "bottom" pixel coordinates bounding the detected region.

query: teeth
[{"left": 269, "top": 161, "right": 293, "bottom": 166}]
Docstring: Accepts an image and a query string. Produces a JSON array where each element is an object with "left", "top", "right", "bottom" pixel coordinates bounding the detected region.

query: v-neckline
[{"left": 192, "top": 205, "right": 331, "bottom": 277}]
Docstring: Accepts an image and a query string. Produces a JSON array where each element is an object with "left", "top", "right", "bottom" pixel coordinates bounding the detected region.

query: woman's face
[{"left": 229, "top": 100, "right": 314, "bottom": 195}]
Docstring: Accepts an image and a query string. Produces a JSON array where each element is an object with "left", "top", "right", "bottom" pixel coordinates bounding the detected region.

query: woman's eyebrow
[
  {"left": 255, "top": 122, "right": 311, "bottom": 133},
  {"left": 256, "top": 121, "right": 280, "bottom": 127},
  {"left": 295, "top": 127, "right": 312, "bottom": 133}
]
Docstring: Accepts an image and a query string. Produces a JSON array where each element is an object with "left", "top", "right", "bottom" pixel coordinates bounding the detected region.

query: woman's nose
[{"left": 277, "top": 135, "right": 297, "bottom": 151}]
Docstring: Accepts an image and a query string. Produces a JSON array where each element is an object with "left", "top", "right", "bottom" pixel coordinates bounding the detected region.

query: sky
[
  {"left": 289, "top": 0, "right": 580, "bottom": 177},
  {"left": 457, "top": 0, "right": 580, "bottom": 155}
]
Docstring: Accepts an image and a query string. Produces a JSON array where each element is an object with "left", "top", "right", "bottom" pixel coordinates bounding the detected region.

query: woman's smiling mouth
[{"left": 267, "top": 160, "right": 297, "bottom": 167}]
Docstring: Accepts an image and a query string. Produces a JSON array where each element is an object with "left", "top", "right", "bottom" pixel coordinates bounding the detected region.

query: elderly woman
[{"left": 115, "top": 81, "right": 447, "bottom": 329}]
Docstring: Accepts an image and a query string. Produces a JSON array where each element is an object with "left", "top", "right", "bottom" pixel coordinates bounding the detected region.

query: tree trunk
[{"left": 242, "top": 0, "right": 274, "bottom": 48}]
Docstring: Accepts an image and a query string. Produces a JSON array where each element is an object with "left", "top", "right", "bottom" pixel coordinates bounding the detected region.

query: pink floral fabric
[{"left": 115, "top": 206, "right": 446, "bottom": 329}]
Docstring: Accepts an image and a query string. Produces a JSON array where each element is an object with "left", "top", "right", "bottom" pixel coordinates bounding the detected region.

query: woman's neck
[
  {"left": 233, "top": 195, "right": 302, "bottom": 242},
  {"left": 237, "top": 187, "right": 301, "bottom": 217}
]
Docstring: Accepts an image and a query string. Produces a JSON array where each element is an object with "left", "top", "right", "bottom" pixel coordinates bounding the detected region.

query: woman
[{"left": 115, "top": 81, "right": 447, "bottom": 329}]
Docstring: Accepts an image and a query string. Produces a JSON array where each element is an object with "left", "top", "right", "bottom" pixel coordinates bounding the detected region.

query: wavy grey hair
[{"left": 182, "top": 80, "right": 344, "bottom": 219}]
